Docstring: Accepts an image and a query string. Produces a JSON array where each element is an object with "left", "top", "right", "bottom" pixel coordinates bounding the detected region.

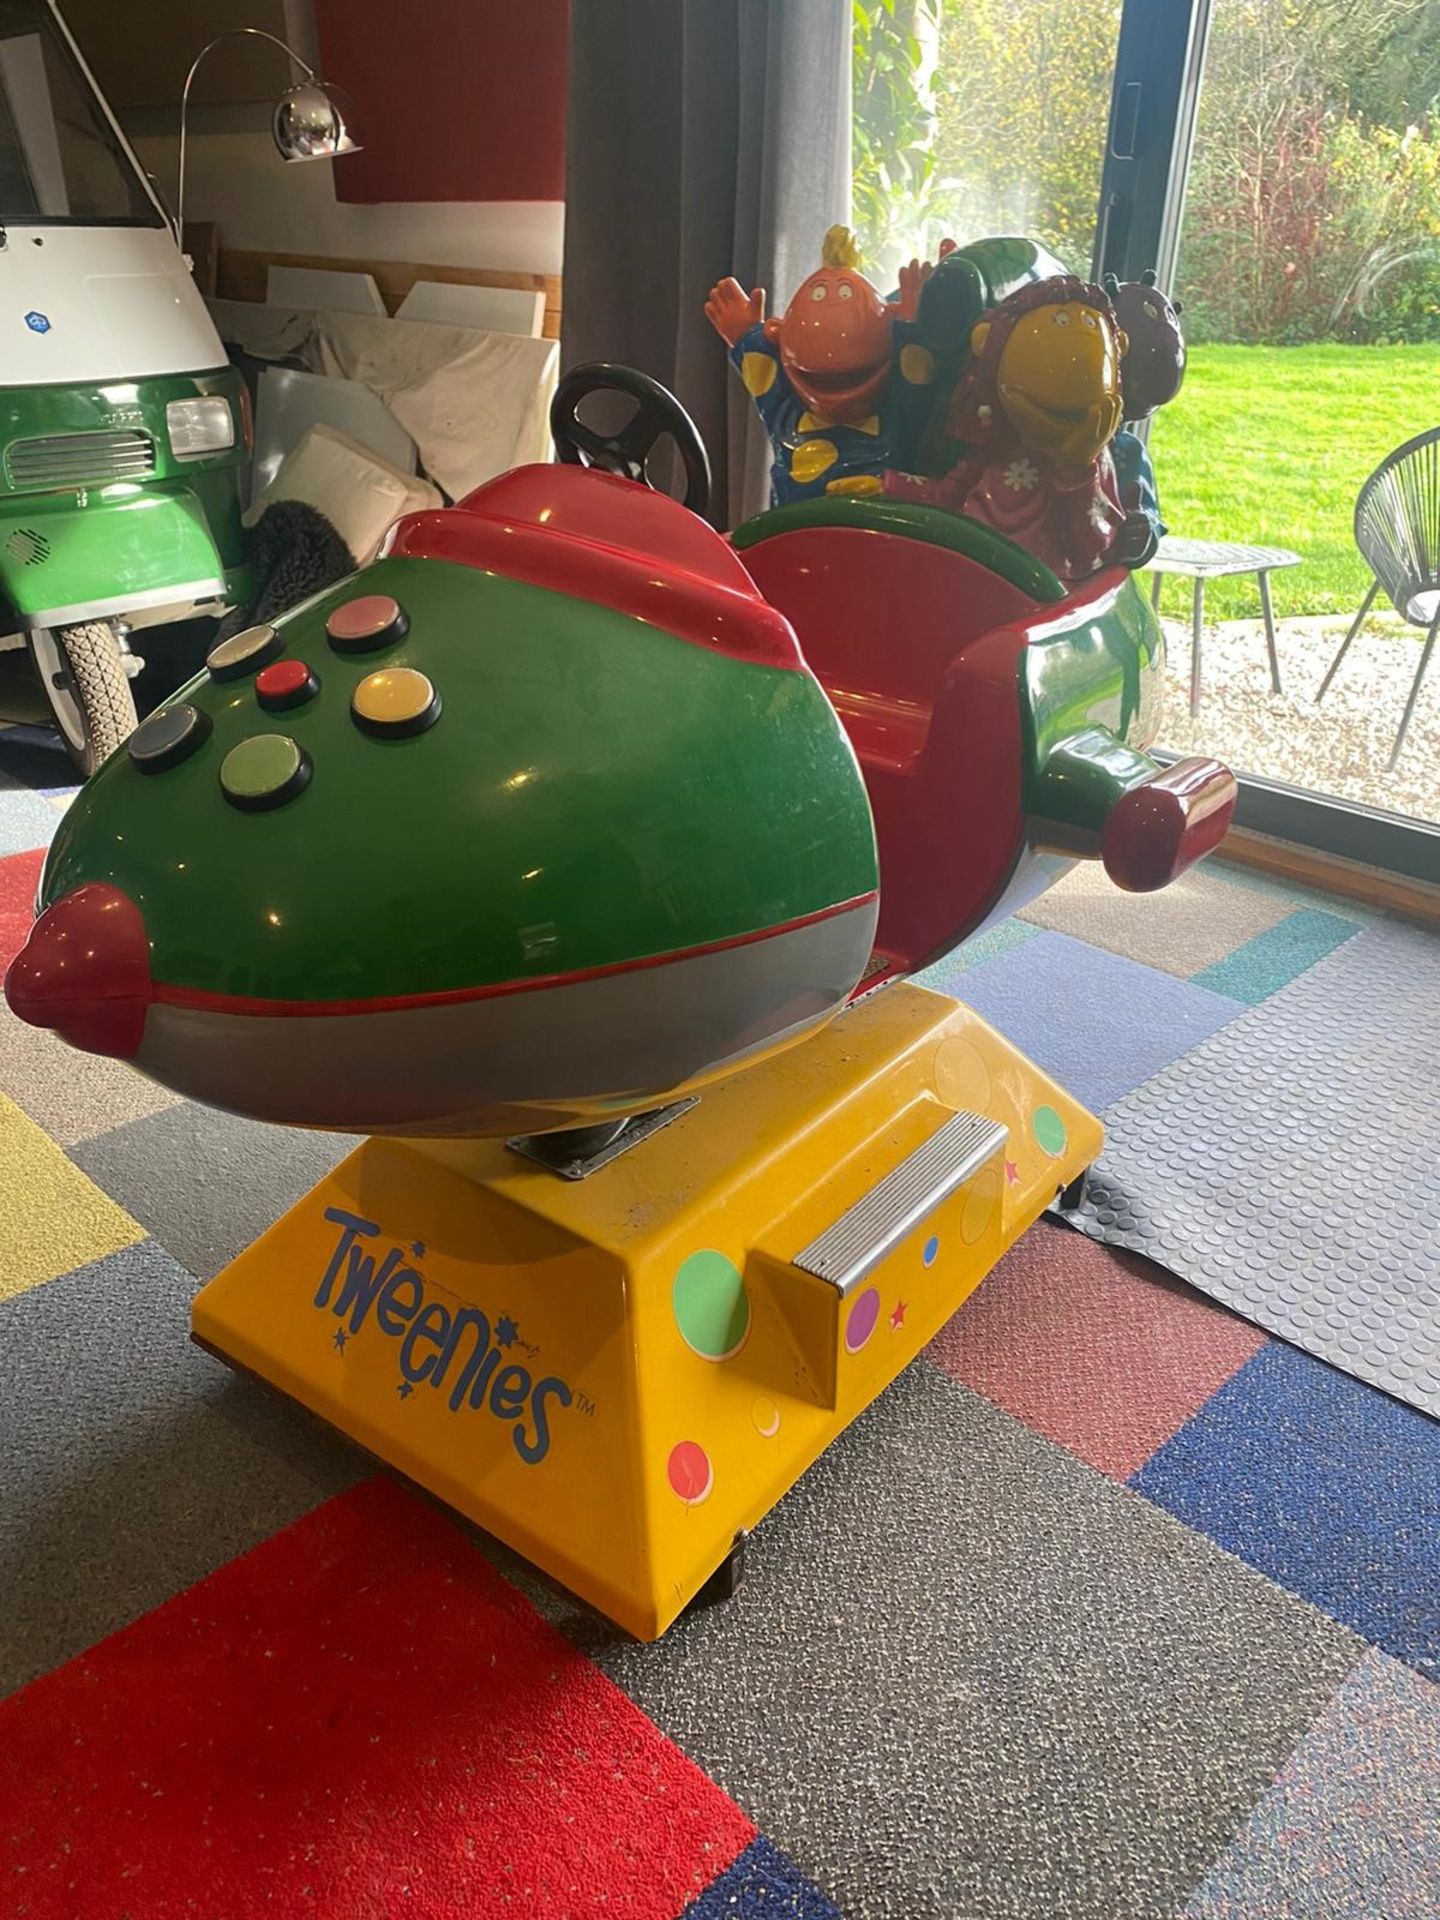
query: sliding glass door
[
  {"left": 854, "top": 0, "right": 1440, "bottom": 876},
  {"left": 1141, "top": 0, "right": 1440, "bottom": 868}
]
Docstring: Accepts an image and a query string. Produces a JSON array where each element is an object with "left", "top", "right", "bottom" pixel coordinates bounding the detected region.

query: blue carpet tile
[
  {"left": 914, "top": 917, "right": 1041, "bottom": 992},
  {"left": 1134, "top": 1341, "right": 1440, "bottom": 1681},
  {"left": 684, "top": 1838, "right": 842, "bottom": 1918},
  {"left": 1192, "top": 908, "right": 1362, "bottom": 1005},
  {"left": 0, "top": 724, "right": 76, "bottom": 797},
  {"left": 955, "top": 928, "right": 1243, "bottom": 1112}
]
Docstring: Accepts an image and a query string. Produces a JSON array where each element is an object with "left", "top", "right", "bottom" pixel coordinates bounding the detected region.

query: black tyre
[{"left": 25, "top": 620, "right": 137, "bottom": 777}]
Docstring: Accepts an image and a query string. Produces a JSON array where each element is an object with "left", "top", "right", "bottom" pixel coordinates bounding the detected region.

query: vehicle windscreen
[{"left": 0, "top": 2, "right": 160, "bottom": 225}]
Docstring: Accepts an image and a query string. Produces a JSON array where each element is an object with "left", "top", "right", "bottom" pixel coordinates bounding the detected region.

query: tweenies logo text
[{"left": 314, "top": 1208, "right": 572, "bottom": 1465}]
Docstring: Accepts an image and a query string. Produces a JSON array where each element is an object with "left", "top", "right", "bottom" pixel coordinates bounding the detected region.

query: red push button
[{"left": 256, "top": 658, "right": 319, "bottom": 712}]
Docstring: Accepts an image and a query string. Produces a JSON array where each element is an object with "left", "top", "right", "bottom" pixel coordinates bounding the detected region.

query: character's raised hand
[
  {"left": 704, "top": 278, "right": 766, "bottom": 346},
  {"left": 896, "top": 257, "right": 933, "bottom": 321}
]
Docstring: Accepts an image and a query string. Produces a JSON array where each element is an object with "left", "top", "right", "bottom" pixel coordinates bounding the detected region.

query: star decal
[
  {"left": 410, "top": 1240, "right": 427, "bottom": 1260},
  {"left": 332, "top": 1328, "right": 348, "bottom": 1354},
  {"left": 1004, "top": 1159, "right": 1021, "bottom": 1186},
  {"left": 397, "top": 1381, "right": 414, "bottom": 1400},
  {"left": 889, "top": 1299, "right": 908, "bottom": 1331},
  {"left": 496, "top": 1314, "right": 519, "bottom": 1349}
]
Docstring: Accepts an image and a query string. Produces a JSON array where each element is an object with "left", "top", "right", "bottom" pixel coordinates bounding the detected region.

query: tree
[
  {"left": 930, "top": 0, "right": 1121, "bottom": 271},
  {"left": 852, "top": 0, "right": 945, "bottom": 280}
]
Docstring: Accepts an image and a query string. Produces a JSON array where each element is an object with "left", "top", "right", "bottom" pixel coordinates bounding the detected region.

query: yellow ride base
[{"left": 193, "top": 984, "right": 1100, "bottom": 1639}]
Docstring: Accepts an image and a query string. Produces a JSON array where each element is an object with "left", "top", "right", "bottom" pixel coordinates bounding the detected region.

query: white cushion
[{"left": 244, "top": 423, "right": 441, "bottom": 566}]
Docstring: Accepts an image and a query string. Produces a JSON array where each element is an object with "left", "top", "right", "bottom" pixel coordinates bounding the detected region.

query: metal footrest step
[{"left": 793, "top": 1108, "right": 1008, "bottom": 1294}]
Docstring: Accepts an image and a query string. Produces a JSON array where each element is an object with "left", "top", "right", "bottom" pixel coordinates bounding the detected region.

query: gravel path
[{"left": 1157, "top": 612, "right": 1440, "bottom": 823}]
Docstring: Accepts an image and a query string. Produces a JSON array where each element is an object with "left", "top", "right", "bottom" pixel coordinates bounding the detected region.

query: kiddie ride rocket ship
[{"left": 6, "top": 336, "right": 1236, "bottom": 1639}]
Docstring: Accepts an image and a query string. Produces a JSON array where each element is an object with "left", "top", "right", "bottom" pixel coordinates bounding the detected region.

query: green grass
[{"left": 1145, "top": 343, "right": 1440, "bottom": 619}]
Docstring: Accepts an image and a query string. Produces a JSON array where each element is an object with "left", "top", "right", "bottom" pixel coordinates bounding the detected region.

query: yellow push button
[{"left": 351, "top": 667, "right": 441, "bottom": 738}]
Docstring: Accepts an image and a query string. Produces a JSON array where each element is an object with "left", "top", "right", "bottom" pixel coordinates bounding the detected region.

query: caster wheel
[
  {"left": 688, "top": 1532, "right": 747, "bottom": 1612},
  {"left": 1058, "top": 1168, "right": 1090, "bottom": 1211}
]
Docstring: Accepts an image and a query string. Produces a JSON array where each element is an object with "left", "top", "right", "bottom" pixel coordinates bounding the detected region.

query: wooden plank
[
  {"left": 216, "top": 247, "right": 561, "bottom": 339},
  {"left": 1216, "top": 826, "right": 1440, "bottom": 926},
  {"left": 184, "top": 221, "right": 220, "bottom": 299}
]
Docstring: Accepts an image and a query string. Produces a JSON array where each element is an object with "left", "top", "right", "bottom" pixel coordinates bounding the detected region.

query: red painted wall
[{"left": 313, "top": 0, "right": 568, "bottom": 204}]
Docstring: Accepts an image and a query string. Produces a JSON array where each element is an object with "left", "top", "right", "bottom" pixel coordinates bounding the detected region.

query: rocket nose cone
[{"left": 4, "top": 883, "right": 151, "bottom": 1059}]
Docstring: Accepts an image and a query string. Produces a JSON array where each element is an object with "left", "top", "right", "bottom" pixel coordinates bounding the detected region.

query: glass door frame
[{"left": 1094, "top": 0, "right": 1440, "bottom": 883}]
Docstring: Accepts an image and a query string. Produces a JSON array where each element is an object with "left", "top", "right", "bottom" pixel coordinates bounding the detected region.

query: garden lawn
[{"left": 1145, "top": 342, "right": 1440, "bottom": 619}]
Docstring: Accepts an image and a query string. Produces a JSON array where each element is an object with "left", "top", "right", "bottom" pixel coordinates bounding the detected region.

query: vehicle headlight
[{"left": 166, "top": 396, "right": 235, "bottom": 459}]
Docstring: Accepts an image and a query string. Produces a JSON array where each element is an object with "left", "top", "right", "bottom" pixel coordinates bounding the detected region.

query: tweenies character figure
[
  {"left": 705, "top": 226, "right": 938, "bottom": 505},
  {"left": 1105, "top": 268, "right": 1187, "bottom": 566},
  {"left": 888, "top": 275, "right": 1131, "bottom": 581}
]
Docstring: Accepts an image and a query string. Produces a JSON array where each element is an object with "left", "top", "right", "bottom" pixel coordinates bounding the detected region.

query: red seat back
[{"left": 739, "top": 525, "right": 1039, "bottom": 972}]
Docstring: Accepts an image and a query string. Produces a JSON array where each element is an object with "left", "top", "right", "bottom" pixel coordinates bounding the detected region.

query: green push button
[{"left": 219, "top": 733, "right": 312, "bottom": 812}]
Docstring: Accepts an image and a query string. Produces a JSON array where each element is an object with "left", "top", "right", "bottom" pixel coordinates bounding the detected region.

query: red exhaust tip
[
  {"left": 1103, "top": 757, "right": 1239, "bottom": 893},
  {"left": 4, "top": 883, "right": 152, "bottom": 1059}
]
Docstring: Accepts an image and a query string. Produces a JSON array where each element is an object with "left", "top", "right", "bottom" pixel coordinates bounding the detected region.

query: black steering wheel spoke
[
  {"left": 614, "top": 414, "right": 662, "bottom": 471},
  {"left": 550, "top": 363, "right": 712, "bottom": 517}
]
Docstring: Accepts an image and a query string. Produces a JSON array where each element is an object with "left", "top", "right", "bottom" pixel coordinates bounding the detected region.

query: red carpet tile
[
  {"left": 928, "top": 1221, "right": 1267, "bottom": 1479},
  {"left": 0, "top": 848, "right": 44, "bottom": 973},
  {"left": 0, "top": 1476, "right": 754, "bottom": 1919}
]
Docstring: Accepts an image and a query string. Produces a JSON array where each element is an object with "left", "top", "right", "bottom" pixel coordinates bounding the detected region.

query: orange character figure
[{"left": 705, "top": 226, "right": 938, "bottom": 504}]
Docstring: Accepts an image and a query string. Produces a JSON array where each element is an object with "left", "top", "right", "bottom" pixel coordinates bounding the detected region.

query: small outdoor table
[{"left": 1147, "top": 536, "right": 1303, "bottom": 714}]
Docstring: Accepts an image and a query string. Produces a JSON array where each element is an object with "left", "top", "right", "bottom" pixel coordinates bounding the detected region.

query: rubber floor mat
[{"left": 1058, "top": 916, "right": 1440, "bottom": 1418}]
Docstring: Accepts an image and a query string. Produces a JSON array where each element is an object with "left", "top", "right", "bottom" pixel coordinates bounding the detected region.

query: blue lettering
[
  {"left": 515, "top": 1376, "right": 572, "bottom": 1465},
  {"left": 489, "top": 1363, "right": 531, "bottom": 1420},
  {"left": 311, "top": 1227, "right": 575, "bottom": 1464},
  {"left": 375, "top": 1267, "right": 423, "bottom": 1337},
  {"left": 314, "top": 1209, "right": 380, "bottom": 1308},
  {"left": 465, "top": 1345, "right": 503, "bottom": 1411},
  {"left": 441, "top": 1307, "right": 491, "bottom": 1410},
  {"left": 333, "top": 1243, "right": 404, "bottom": 1334},
  {"left": 400, "top": 1300, "right": 452, "bottom": 1383}
]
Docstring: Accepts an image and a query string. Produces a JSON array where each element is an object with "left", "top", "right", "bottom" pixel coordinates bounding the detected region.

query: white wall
[{"left": 131, "top": 129, "right": 563, "bottom": 275}]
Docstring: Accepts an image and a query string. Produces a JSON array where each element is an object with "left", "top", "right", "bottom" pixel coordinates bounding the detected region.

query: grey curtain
[{"left": 561, "top": 0, "right": 852, "bottom": 528}]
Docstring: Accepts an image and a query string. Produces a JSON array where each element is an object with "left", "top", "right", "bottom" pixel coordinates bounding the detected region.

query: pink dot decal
[
  {"left": 845, "top": 1285, "right": 881, "bottom": 1354},
  {"left": 667, "top": 1440, "right": 713, "bottom": 1505}
]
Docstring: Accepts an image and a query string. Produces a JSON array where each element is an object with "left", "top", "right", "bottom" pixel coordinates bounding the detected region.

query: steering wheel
[{"left": 550, "top": 362, "right": 712, "bottom": 517}]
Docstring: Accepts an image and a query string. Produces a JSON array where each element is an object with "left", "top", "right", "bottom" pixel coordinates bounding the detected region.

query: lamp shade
[{"left": 273, "top": 80, "right": 362, "bottom": 163}]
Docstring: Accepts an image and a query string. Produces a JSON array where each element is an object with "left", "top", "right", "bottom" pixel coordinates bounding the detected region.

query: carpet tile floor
[{"left": 1, "top": 716, "right": 1436, "bottom": 1919}]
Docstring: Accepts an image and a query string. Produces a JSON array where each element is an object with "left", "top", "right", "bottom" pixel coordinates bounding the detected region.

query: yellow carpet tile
[{"left": 0, "top": 1091, "right": 144, "bottom": 1301}]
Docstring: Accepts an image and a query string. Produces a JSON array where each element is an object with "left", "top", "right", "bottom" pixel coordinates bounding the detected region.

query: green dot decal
[
  {"left": 1033, "top": 1105, "right": 1068, "bottom": 1157},
  {"left": 672, "top": 1249, "right": 750, "bottom": 1361}
]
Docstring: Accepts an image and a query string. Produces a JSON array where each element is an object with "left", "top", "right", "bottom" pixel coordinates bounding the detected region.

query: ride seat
[{"left": 735, "top": 496, "right": 1068, "bottom": 975}]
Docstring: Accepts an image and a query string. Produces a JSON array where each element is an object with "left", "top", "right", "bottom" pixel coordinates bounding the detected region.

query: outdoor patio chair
[{"left": 1316, "top": 425, "right": 1440, "bottom": 768}]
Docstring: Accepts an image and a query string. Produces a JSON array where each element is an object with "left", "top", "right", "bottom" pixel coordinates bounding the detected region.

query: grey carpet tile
[
  {"left": 566, "top": 1359, "right": 1362, "bottom": 1920},
  {"left": 0, "top": 1000, "right": 181, "bottom": 1147},
  {"left": 71, "top": 1099, "right": 354, "bottom": 1282},
  {"left": 0, "top": 1239, "right": 362, "bottom": 1696}
]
